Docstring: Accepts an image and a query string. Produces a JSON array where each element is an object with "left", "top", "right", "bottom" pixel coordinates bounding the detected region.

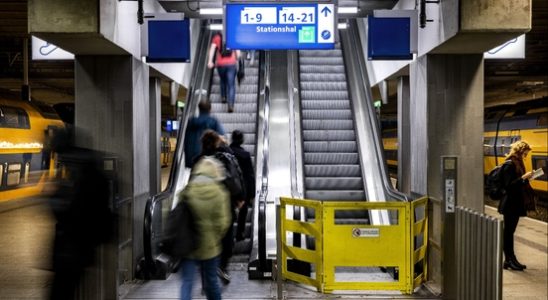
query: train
[
  {"left": 381, "top": 97, "right": 548, "bottom": 197},
  {"left": 1, "top": 95, "right": 178, "bottom": 202},
  {"left": 0, "top": 90, "right": 65, "bottom": 202}
]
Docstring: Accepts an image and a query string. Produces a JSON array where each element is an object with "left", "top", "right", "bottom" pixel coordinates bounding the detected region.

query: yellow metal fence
[{"left": 278, "top": 196, "right": 428, "bottom": 294}]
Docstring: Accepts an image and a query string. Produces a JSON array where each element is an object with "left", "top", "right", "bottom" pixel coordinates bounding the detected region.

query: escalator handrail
[
  {"left": 345, "top": 19, "right": 410, "bottom": 202},
  {"left": 143, "top": 21, "right": 213, "bottom": 269},
  {"left": 255, "top": 51, "right": 271, "bottom": 271}
]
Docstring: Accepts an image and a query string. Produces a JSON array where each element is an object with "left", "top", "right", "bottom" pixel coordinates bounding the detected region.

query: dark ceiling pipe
[
  {"left": 419, "top": 0, "right": 440, "bottom": 28},
  {"left": 138, "top": 0, "right": 144, "bottom": 24}
]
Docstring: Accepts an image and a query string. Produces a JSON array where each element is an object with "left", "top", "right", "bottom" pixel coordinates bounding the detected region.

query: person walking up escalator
[{"left": 207, "top": 32, "right": 241, "bottom": 113}]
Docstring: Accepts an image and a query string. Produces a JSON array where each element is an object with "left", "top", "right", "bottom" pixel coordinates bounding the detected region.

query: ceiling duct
[{"left": 158, "top": 0, "right": 398, "bottom": 19}]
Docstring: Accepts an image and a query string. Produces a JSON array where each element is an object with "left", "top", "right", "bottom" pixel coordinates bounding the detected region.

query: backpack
[
  {"left": 159, "top": 200, "right": 199, "bottom": 259},
  {"left": 485, "top": 161, "right": 511, "bottom": 200},
  {"left": 214, "top": 151, "right": 245, "bottom": 202},
  {"left": 217, "top": 34, "right": 233, "bottom": 58}
]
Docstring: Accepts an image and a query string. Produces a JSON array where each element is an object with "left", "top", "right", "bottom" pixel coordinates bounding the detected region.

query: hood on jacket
[{"left": 192, "top": 156, "right": 226, "bottom": 181}]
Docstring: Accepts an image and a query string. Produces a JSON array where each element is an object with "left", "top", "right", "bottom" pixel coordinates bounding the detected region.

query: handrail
[
  {"left": 142, "top": 20, "right": 213, "bottom": 276},
  {"left": 252, "top": 50, "right": 271, "bottom": 275},
  {"left": 343, "top": 19, "right": 409, "bottom": 203}
]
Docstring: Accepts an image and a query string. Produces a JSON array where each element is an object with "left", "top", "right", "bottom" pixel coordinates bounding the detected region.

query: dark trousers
[
  {"left": 220, "top": 210, "right": 236, "bottom": 270},
  {"left": 236, "top": 204, "right": 249, "bottom": 240},
  {"left": 503, "top": 213, "right": 520, "bottom": 260}
]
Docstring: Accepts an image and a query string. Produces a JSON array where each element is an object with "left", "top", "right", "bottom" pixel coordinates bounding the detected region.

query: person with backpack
[
  {"left": 184, "top": 99, "right": 224, "bottom": 168},
  {"left": 497, "top": 140, "right": 535, "bottom": 271},
  {"left": 193, "top": 130, "right": 245, "bottom": 284},
  {"left": 207, "top": 32, "right": 241, "bottom": 113},
  {"left": 178, "top": 156, "right": 231, "bottom": 300},
  {"left": 229, "top": 130, "right": 256, "bottom": 241}
]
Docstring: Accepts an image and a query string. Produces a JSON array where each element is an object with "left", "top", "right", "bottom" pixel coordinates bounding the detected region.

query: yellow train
[
  {"left": 0, "top": 90, "right": 65, "bottom": 202},
  {"left": 381, "top": 97, "right": 548, "bottom": 197}
]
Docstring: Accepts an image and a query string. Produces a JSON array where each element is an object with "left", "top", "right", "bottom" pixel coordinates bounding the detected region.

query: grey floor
[{"left": 0, "top": 198, "right": 546, "bottom": 299}]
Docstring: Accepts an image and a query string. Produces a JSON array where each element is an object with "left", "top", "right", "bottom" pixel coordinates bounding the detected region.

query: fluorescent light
[
  {"left": 200, "top": 8, "right": 223, "bottom": 15},
  {"left": 338, "top": 23, "right": 347, "bottom": 29},
  {"left": 209, "top": 24, "right": 223, "bottom": 31},
  {"left": 338, "top": 7, "right": 358, "bottom": 14}
]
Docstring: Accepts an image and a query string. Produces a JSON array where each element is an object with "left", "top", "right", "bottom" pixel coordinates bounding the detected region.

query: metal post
[{"left": 276, "top": 204, "right": 284, "bottom": 299}]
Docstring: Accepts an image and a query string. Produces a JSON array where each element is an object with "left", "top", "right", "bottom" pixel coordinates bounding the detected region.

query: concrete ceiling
[{"left": 0, "top": 0, "right": 546, "bottom": 109}]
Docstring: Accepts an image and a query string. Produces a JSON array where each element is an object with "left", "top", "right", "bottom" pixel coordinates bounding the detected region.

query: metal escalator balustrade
[{"left": 299, "top": 48, "right": 366, "bottom": 203}]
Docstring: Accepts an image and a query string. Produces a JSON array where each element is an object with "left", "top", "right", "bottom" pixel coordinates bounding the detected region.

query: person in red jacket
[{"left": 207, "top": 33, "right": 241, "bottom": 113}]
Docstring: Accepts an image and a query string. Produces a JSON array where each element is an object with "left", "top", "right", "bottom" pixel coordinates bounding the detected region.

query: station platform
[{"left": 0, "top": 197, "right": 546, "bottom": 299}]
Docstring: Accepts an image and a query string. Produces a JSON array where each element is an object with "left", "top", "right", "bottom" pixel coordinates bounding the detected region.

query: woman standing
[{"left": 498, "top": 140, "right": 534, "bottom": 271}]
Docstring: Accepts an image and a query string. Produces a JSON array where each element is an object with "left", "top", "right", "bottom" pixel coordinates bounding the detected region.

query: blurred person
[
  {"left": 184, "top": 100, "right": 225, "bottom": 168},
  {"left": 207, "top": 32, "right": 241, "bottom": 113},
  {"left": 498, "top": 140, "right": 535, "bottom": 271},
  {"left": 229, "top": 130, "right": 255, "bottom": 241},
  {"left": 48, "top": 127, "right": 113, "bottom": 300},
  {"left": 178, "top": 156, "right": 231, "bottom": 300},
  {"left": 193, "top": 130, "right": 245, "bottom": 284}
]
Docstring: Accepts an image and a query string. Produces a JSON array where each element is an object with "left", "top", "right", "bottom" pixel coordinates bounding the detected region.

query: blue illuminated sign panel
[
  {"left": 147, "top": 19, "right": 191, "bottom": 62},
  {"left": 367, "top": 17, "right": 412, "bottom": 60},
  {"left": 225, "top": 3, "right": 335, "bottom": 50}
]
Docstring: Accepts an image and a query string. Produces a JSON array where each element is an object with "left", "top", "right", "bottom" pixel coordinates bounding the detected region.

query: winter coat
[
  {"left": 498, "top": 157, "right": 530, "bottom": 216},
  {"left": 180, "top": 158, "right": 231, "bottom": 260},
  {"left": 230, "top": 143, "right": 255, "bottom": 202}
]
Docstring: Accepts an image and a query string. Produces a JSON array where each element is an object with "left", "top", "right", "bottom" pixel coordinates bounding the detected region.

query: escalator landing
[{"left": 122, "top": 264, "right": 436, "bottom": 299}]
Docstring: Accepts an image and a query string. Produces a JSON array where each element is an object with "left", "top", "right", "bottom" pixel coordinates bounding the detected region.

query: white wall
[
  {"left": 99, "top": 0, "right": 195, "bottom": 86},
  {"left": 362, "top": 0, "right": 459, "bottom": 85}
]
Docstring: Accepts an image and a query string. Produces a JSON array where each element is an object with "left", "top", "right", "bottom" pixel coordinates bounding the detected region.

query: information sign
[{"left": 225, "top": 3, "right": 335, "bottom": 50}]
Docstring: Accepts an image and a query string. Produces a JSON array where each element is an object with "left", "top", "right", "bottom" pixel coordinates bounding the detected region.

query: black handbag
[
  {"left": 159, "top": 200, "right": 199, "bottom": 259},
  {"left": 237, "top": 57, "right": 245, "bottom": 85}
]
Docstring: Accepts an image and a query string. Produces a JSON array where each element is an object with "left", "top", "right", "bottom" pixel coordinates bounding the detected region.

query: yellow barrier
[{"left": 278, "top": 196, "right": 428, "bottom": 294}]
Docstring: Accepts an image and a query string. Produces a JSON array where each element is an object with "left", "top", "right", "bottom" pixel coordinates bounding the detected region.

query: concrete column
[
  {"left": 410, "top": 54, "right": 484, "bottom": 297},
  {"left": 75, "top": 55, "right": 150, "bottom": 297},
  {"left": 397, "top": 76, "right": 411, "bottom": 194},
  {"left": 149, "top": 77, "right": 161, "bottom": 196}
]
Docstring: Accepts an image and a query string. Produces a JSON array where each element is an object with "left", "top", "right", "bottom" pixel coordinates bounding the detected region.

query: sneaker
[
  {"left": 221, "top": 97, "right": 227, "bottom": 104},
  {"left": 217, "top": 268, "right": 231, "bottom": 284},
  {"left": 227, "top": 106, "right": 234, "bottom": 113}
]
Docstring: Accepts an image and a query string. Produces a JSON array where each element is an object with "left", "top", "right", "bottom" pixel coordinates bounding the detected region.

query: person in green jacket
[{"left": 178, "top": 156, "right": 231, "bottom": 300}]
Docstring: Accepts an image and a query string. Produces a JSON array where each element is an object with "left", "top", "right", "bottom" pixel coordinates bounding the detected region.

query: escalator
[
  {"left": 208, "top": 54, "right": 260, "bottom": 261},
  {"left": 141, "top": 26, "right": 264, "bottom": 279},
  {"left": 299, "top": 46, "right": 366, "bottom": 203}
]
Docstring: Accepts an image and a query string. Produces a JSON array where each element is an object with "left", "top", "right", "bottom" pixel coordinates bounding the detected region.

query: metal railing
[
  {"left": 248, "top": 50, "right": 271, "bottom": 278},
  {"left": 456, "top": 206, "right": 503, "bottom": 300}
]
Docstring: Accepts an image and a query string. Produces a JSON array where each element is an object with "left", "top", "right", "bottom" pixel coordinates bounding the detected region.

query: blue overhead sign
[
  {"left": 225, "top": 3, "right": 335, "bottom": 50},
  {"left": 367, "top": 17, "right": 412, "bottom": 60}
]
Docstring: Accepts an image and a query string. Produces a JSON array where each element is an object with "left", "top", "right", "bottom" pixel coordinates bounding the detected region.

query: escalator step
[
  {"left": 302, "top": 119, "right": 354, "bottom": 130},
  {"left": 304, "top": 152, "right": 359, "bottom": 164},
  {"left": 303, "top": 141, "right": 357, "bottom": 153},
  {"left": 304, "top": 164, "right": 361, "bottom": 177},
  {"left": 301, "top": 109, "right": 353, "bottom": 120},
  {"left": 305, "top": 190, "right": 366, "bottom": 201},
  {"left": 305, "top": 177, "right": 364, "bottom": 190},
  {"left": 303, "top": 130, "right": 356, "bottom": 141},
  {"left": 301, "top": 90, "right": 349, "bottom": 100}
]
